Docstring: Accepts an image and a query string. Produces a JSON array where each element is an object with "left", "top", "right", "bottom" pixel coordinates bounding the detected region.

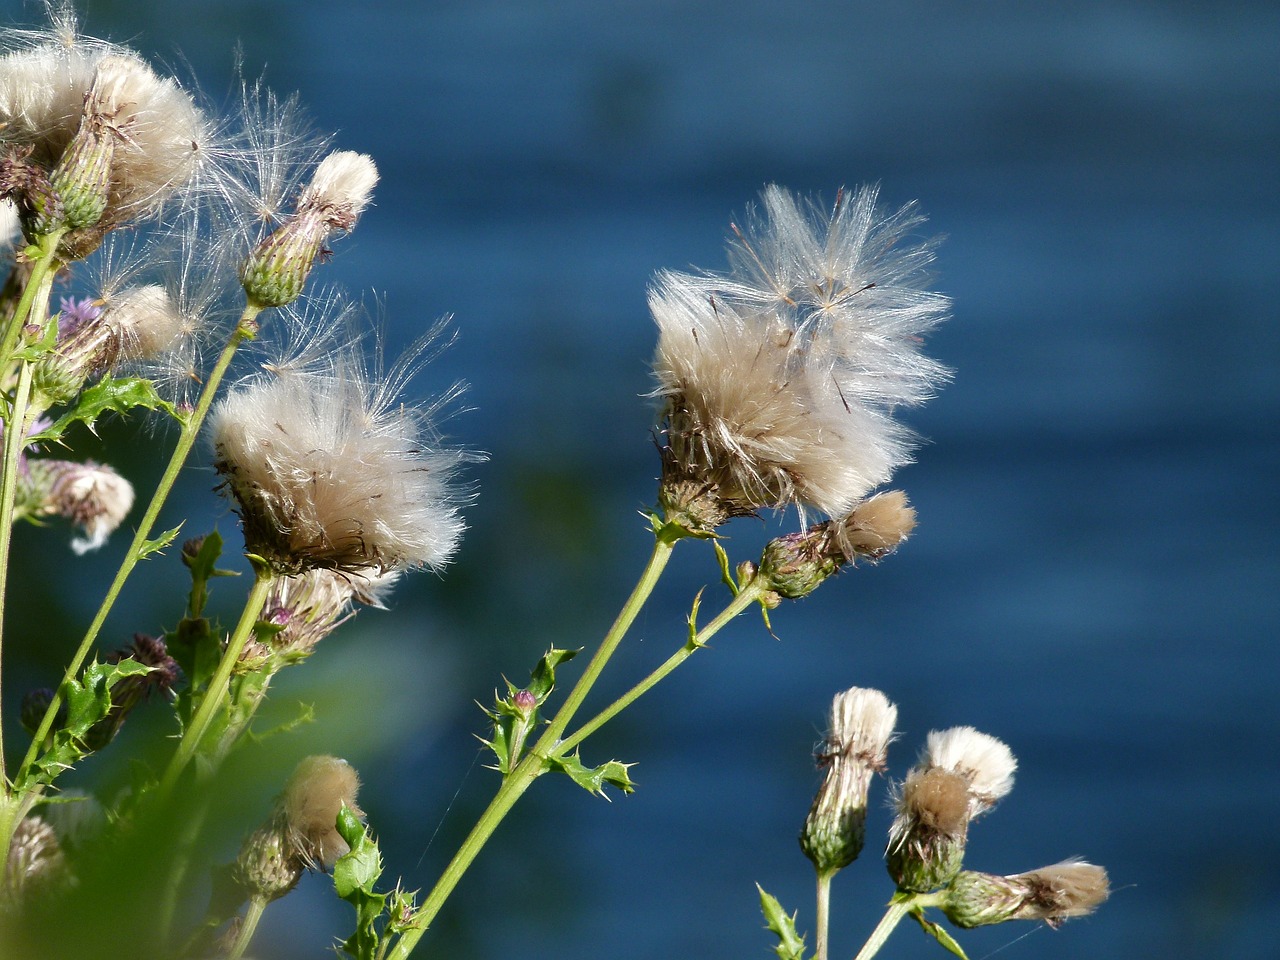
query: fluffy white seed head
[
  {"left": 923, "top": 726, "right": 1017, "bottom": 818},
  {"left": 652, "top": 185, "right": 950, "bottom": 521},
  {"left": 209, "top": 339, "right": 469, "bottom": 575},
  {"left": 300, "top": 150, "right": 377, "bottom": 224},
  {"left": 828, "top": 687, "right": 898, "bottom": 766},
  {"left": 83, "top": 53, "right": 206, "bottom": 222},
  {"left": 0, "top": 29, "right": 207, "bottom": 229}
]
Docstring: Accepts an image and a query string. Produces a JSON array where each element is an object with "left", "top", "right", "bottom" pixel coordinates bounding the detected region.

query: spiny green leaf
[
  {"left": 527, "top": 647, "right": 577, "bottom": 701},
  {"left": 29, "top": 375, "right": 179, "bottom": 442},
  {"left": 757, "top": 884, "right": 807, "bottom": 960},
  {"left": 910, "top": 907, "right": 971, "bottom": 959},
  {"left": 23, "top": 659, "right": 154, "bottom": 788},
  {"left": 547, "top": 751, "right": 635, "bottom": 798},
  {"left": 139, "top": 524, "right": 183, "bottom": 559},
  {"left": 183, "top": 530, "right": 238, "bottom": 618}
]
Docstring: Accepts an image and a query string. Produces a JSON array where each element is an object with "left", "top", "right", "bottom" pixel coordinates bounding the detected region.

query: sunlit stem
[
  {"left": 852, "top": 894, "right": 943, "bottom": 960},
  {"left": 0, "top": 360, "right": 35, "bottom": 790},
  {"left": 0, "top": 231, "right": 64, "bottom": 374},
  {"left": 385, "top": 530, "right": 683, "bottom": 959},
  {"left": 815, "top": 869, "right": 834, "bottom": 960},
  {"left": 556, "top": 575, "right": 767, "bottom": 754},
  {"left": 389, "top": 533, "right": 778, "bottom": 959}
]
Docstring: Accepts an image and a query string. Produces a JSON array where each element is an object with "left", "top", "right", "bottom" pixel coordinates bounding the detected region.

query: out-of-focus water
[{"left": 2, "top": 1, "right": 1276, "bottom": 958}]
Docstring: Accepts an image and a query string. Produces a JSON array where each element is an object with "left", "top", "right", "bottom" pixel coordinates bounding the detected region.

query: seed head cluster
[
  {"left": 209, "top": 347, "right": 468, "bottom": 576},
  {"left": 652, "top": 185, "right": 949, "bottom": 524}
]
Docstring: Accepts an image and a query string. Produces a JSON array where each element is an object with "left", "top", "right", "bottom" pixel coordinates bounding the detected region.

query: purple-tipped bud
[{"left": 513, "top": 689, "right": 537, "bottom": 717}]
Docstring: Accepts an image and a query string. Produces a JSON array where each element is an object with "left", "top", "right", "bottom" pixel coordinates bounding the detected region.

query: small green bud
[
  {"left": 758, "top": 530, "right": 840, "bottom": 599},
  {"left": 49, "top": 116, "right": 114, "bottom": 231}
]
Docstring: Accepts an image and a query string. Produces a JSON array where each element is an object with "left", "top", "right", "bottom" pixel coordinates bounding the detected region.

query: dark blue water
[{"left": 2, "top": 1, "right": 1276, "bottom": 958}]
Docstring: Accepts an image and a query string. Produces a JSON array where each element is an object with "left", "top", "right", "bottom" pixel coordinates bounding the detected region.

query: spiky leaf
[
  {"left": 23, "top": 659, "right": 153, "bottom": 788},
  {"left": 757, "top": 884, "right": 807, "bottom": 960},
  {"left": 29, "top": 375, "right": 179, "bottom": 442},
  {"left": 547, "top": 751, "right": 635, "bottom": 798}
]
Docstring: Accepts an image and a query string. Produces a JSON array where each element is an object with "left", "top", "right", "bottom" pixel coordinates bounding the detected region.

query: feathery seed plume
[
  {"left": 651, "top": 185, "right": 949, "bottom": 529},
  {"left": 209, "top": 334, "right": 469, "bottom": 575}
]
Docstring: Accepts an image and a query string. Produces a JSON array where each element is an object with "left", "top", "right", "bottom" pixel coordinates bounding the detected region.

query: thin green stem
[
  {"left": 852, "top": 897, "right": 920, "bottom": 960},
  {"left": 386, "top": 532, "right": 682, "bottom": 960},
  {"left": 13, "top": 305, "right": 261, "bottom": 792},
  {"left": 534, "top": 534, "right": 676, "bottom": 746},
  {"left": 226, "top": 897, "right": 268, "bottom": 960},
  {"left": 157, "top": 570, "right": 274, "bottom": 799},
  {"left": 0, "top": 360, "right": 35, "bottom": 787},
  {"left": 0, "top": 232, "right": 63, "bottom": 374},
  {"left": 816, "top": 869, "right": 834, "bottom": 960},
  {"left": 557, "top": 576, "right": 766, "bottom": 755}
]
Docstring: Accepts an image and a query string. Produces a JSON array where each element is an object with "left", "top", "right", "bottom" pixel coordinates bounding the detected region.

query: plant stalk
[{"left": 13, "top": 305, "right": 261, "bottom": 793}]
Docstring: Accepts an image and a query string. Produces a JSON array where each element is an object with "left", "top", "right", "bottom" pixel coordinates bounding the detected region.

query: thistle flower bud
[
  {"left": 240, "top": 150, "right": 377, "bottom": 309},
  {"left": 26, "top": 458, "right": 135, "bottom": 553},
  {"left": 3, "top": 817, "right": 65, "bottom": 902},
  {"left": 233, "top": 755, "right": 363, "bottom": 905},
  {"left": 886, "top": 728, "right": 1016, "bottom": 893},
  {"left": 651, "top": 186, "right": 949, "bottom": 527},
  {"left": 800, "top": 687, "right": 896, "bottom": 875},
  {"left": 45, "top": 58, "right": 127, "bottom": 232},
  {"left": 243, "top": 568, "right": 400, "bottom": 665},
  {"left": 943, "top": 862, "right": 1110, "bottom": 929},
  {"left": 233, "top": 815, "right": 303, "bottom": 905},
  {"left": 757, "top": 491, "right": 917, "bottom": 600},
  {"left": 35, "top": 286, "right": 183, "bottom": 402}
]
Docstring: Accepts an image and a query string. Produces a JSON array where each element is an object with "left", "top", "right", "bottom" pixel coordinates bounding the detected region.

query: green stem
[
  {"left": 0, "top": 232, "right": 63, "bottom": 375},
  {"left": 853, "top": 897, "right": 917, "bottom": 960},
  {"left": 0, "top": 360, "right": 35, "bottom": 787},
  {"left": 13, "top": 306, "right": 261, "bottom": 793},
  {"left": 226, "top": 897, "right": 268, "bottom": 960},
  {"left": 534, "top": 533, "right": 676, "bottom": 745},
  {"left": 157, "top": 569, "right": 274, "bottom": 799},
  {"left": 557, "top": 577, "right": 766, "bottom": 755},
  {"left": 816, "top": 869, "right": 834, "bottom": 960},
  {"left": 386, "top": 531, "right": 681, "bottom": 960}
]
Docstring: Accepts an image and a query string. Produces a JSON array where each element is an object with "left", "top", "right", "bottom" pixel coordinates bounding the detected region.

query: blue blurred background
[{"left": 2, "top": 1, "right": 1277, "bottom": 958}]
